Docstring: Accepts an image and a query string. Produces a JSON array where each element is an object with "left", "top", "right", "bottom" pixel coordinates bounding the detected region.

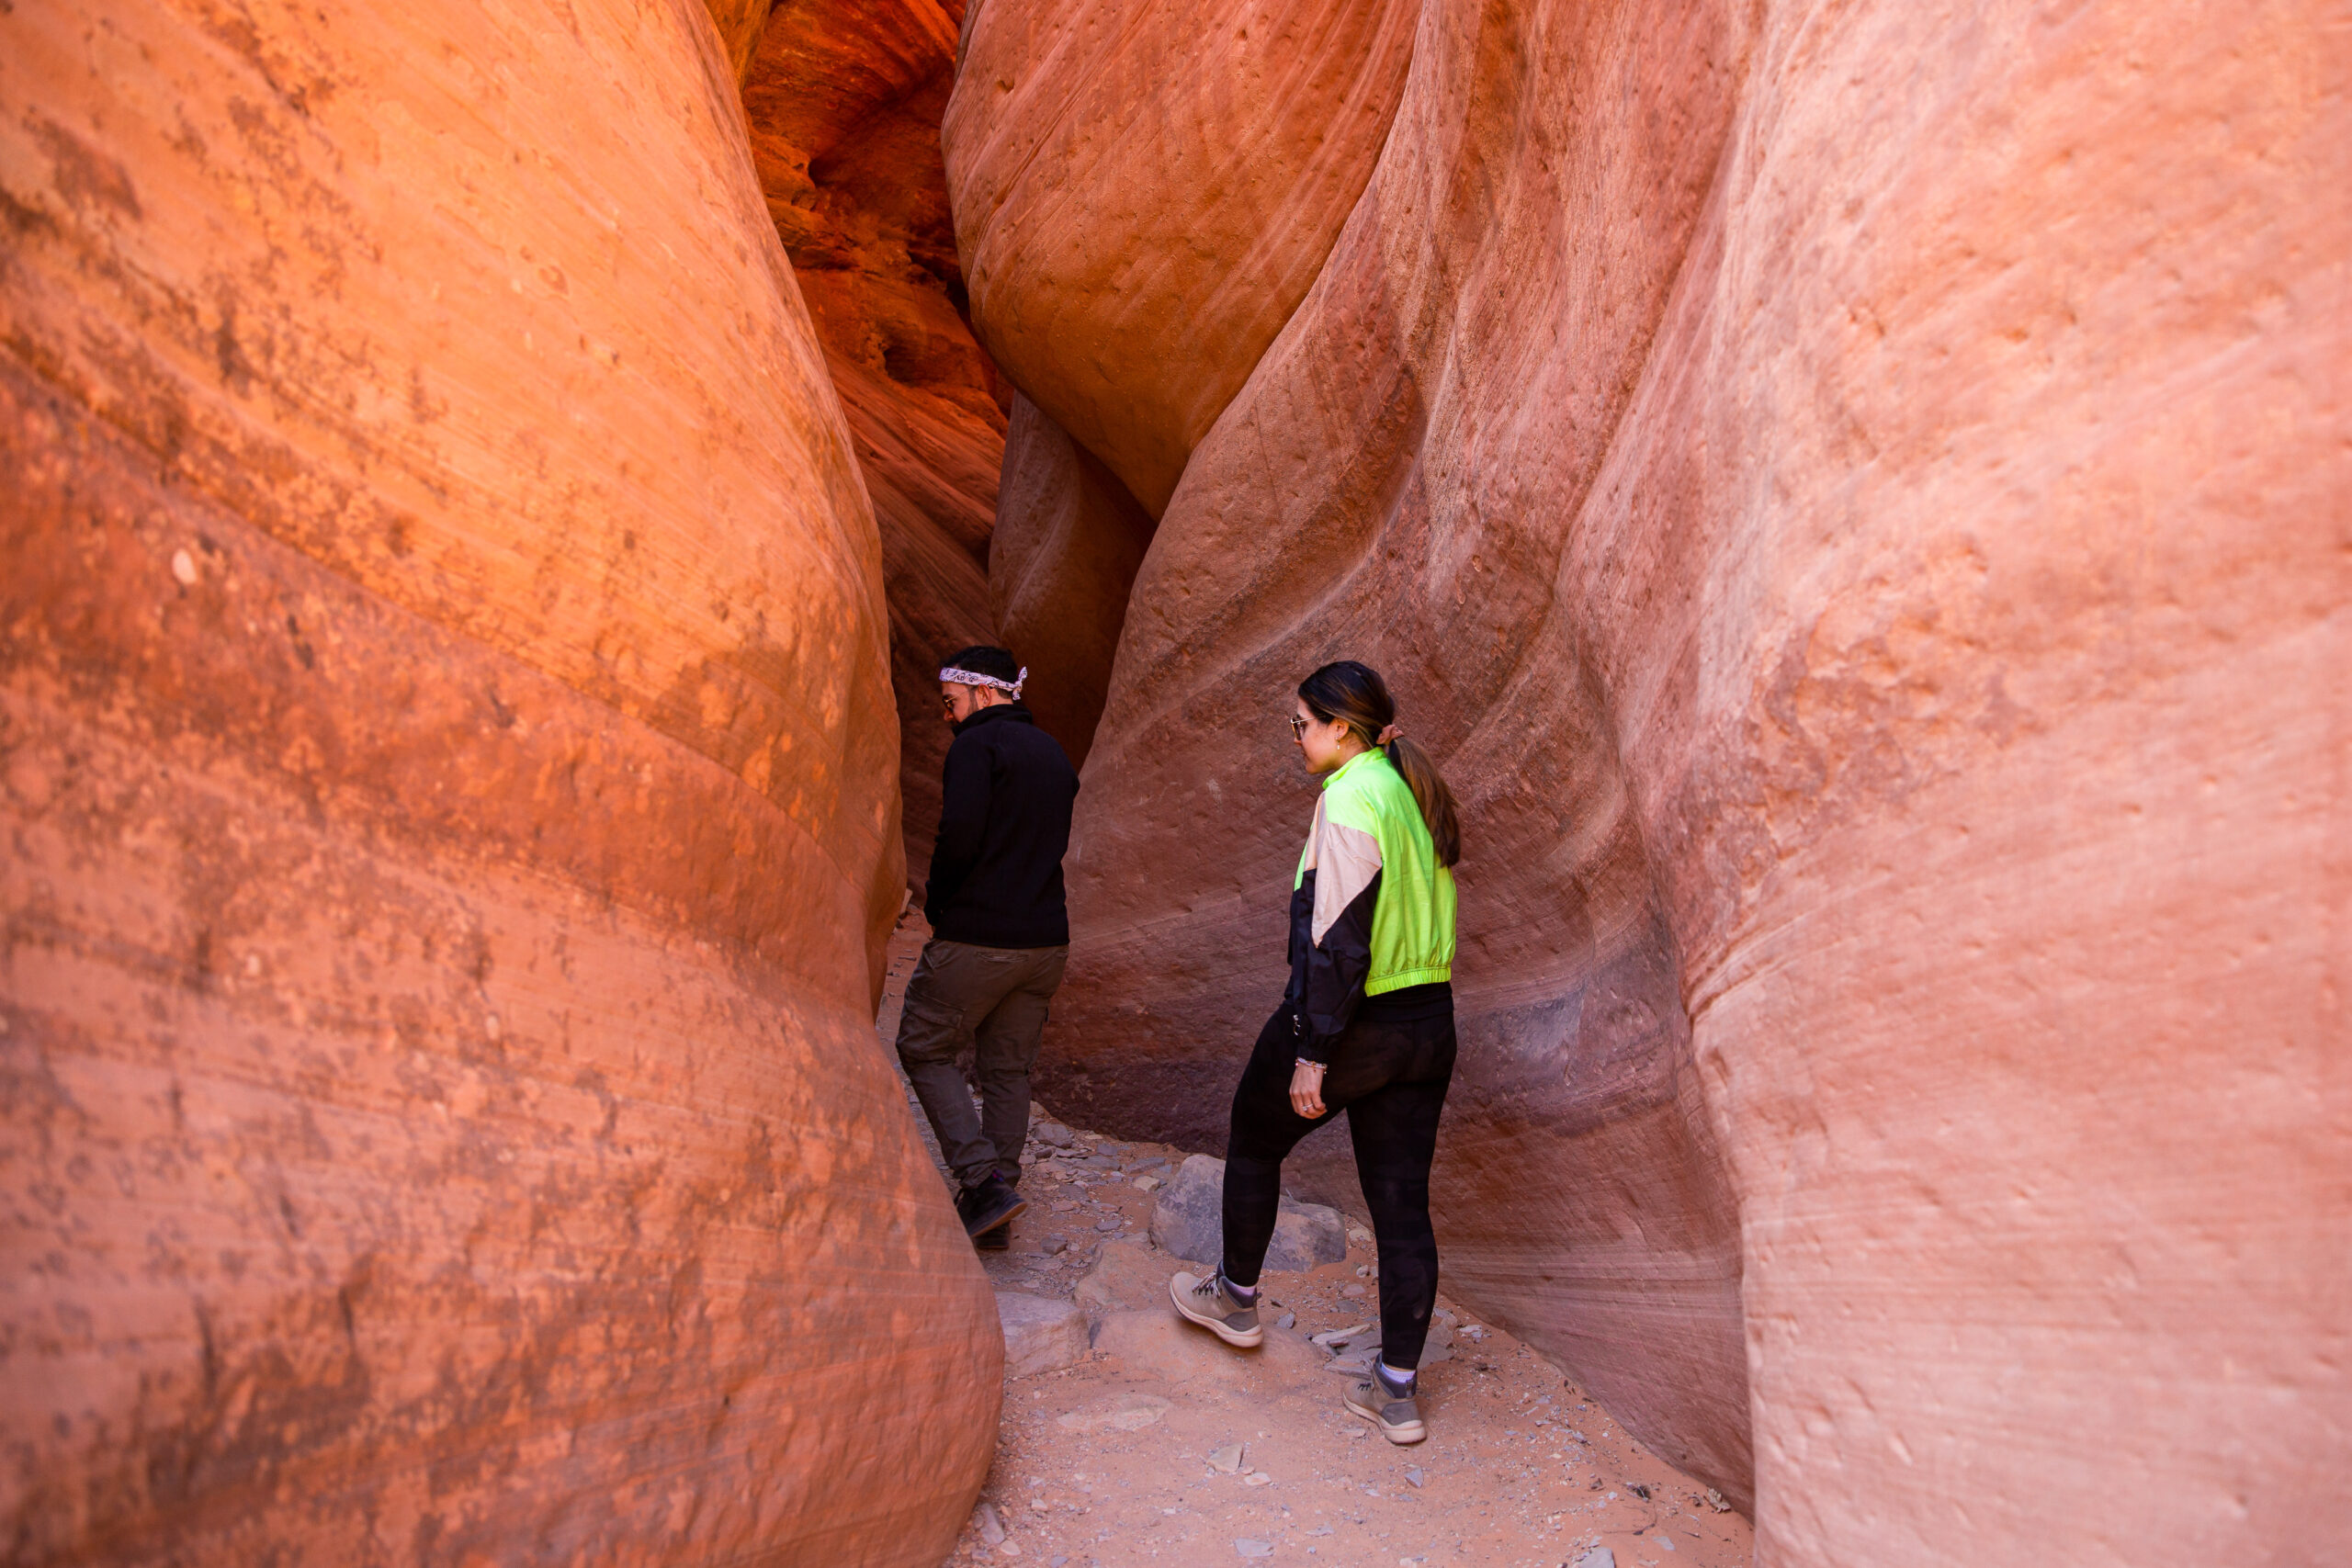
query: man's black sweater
[{"left": 924, "top": 704, "right": 1080, "bottom": 948}]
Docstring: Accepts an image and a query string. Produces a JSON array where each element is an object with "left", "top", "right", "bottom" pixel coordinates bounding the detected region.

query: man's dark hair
[{"left": 942, "top": 645, "right": 1021, "bottom": 684}]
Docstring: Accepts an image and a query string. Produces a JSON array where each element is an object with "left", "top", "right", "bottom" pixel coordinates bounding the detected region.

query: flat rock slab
[
  {"left": 1091, "top": 1308, "right": 1326, "bottom": 1390},
  {"left": 998, "top": 1291, "right": 1088, "bottom": 1378},
  {"left": 1054, "top": 1391, "right": 1172, "bottom": 1433},
  {"left": 1149, "top": 1154, "right": 1347, "bottom": 1271},
  {"left": 1073, "top": 1238, "right": 1169, "bottom": 1316}
]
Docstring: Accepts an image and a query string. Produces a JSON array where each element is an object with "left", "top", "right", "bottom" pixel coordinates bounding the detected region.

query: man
[{"left": 896, "top": 645, "right": 1080, "bottom": 1247}]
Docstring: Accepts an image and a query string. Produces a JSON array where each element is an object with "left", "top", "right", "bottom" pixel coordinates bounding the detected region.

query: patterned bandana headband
[{"left": 940, "top": 664, "right": 1027, "bottom": 698}]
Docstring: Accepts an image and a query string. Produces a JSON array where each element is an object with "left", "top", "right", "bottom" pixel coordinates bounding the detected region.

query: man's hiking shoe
[
  {"left": 1169, "top": 1270, "right": 1263, "bottom": 1348},
  {"left": 956, "top": 1174, "right": 1024, "bottom": 1240},
  {"left": 973, "top": 1220, "right": 1010, "bottom": 1250},
  {"left": 1344, "top": 1374, "right": 1428, "bottom": 1445}
]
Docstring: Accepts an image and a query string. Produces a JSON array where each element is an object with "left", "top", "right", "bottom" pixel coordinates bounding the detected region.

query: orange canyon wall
[
  {"left": 740, "top": 0, "right": 1009, "bottom": 879},
  {"left": 948, "top": 0, "right": 2350, "bottom": 1562},
  {"left": 0, "top": 1, "right": 995, "bottom": 1562}
]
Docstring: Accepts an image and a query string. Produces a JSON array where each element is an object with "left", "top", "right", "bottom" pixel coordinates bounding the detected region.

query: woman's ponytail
[
  {"left": 1381, "top": 733, "right": 1462, "bottom": 868},
  {"left": 1296, "top": 660, "right": 1463, "bottom": 868}
]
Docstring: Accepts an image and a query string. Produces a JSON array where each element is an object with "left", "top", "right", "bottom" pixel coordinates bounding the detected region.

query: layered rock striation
[
  {"left": 950, "top": 0, "right": 2350, "bottom": 1561},
  {"left": 944, "top": 0, "right": 1421, "bottom": 517},
  {"left": 0, "top": 1, "right": 995, "bottom": 1562},
  {"left": 741, "top": 0, "right": 1009, "bottom": 878}
]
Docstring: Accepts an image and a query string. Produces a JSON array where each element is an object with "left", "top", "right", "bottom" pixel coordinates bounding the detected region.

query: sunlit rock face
[
  {"left": 0, "top": 2, "right": 995, "bottom": 1563},
  {"left": 741, "top": 0, "right": 1008, "bottom": 878},
  {"left": 944, "top": 0, "right": 1420, "bottom": 517},
  {"left": 951, "top": 0, "right": 2349, "bottom": 1559}
]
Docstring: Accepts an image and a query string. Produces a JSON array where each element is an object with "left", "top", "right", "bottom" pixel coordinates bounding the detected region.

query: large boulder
[
  {"left": 1150, "top": 1156, "right": 1349, "bottom": 1273},
  {"left": 953, "top": 0, "right": 2349, "bottom": 1560},
  {"left": 0, "top": 2, "right": 995, "bottom": 1563}
]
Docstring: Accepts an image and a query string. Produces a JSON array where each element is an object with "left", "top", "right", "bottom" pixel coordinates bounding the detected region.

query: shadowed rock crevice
[
  {"left": 989, "top": 394, "right": 1158, "bottom": 768},
  {"left": 737, "top": 0, "right": 1013, "bottom": 881}
]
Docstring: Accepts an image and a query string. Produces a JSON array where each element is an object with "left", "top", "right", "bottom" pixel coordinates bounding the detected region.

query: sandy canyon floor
[{"left": 877, "top": 919, "right": 1754, "bottom": 1568}]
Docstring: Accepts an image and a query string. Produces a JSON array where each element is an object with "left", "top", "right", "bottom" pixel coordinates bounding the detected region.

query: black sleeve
[
  {"left": 1287, "top": 867, "right": 1381, "bottom": 1065},
  {"left": 923, "top": 734, "right": 991, "bottom": 920}
]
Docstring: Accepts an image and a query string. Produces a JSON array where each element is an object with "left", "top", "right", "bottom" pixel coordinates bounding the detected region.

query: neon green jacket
[{"left": 1285, "top": 746, "right": 1457, "bottom": 1059}]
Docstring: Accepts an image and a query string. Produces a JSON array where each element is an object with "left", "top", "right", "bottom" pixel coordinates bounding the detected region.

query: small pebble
[
  {"left": 1095, "top": 1216, "right": 1121, "bottom": 1232},
  {"left": 1209, "top": 1443, "right": 1245, "bottom": 1473},
  {"left": 1275, "top": 1312, "right": 1296, "bottom": 1330},
  {"left": 1235, "top": 1542, "right": 1273, "bottom": 1560},
  {"left": 1342, "top": 1283, "right": 1367, "bottom": 1298},
  {"left": 1404, "top": 1467, "right": 1424, "bottom": 1488},
  {"left": 1043, "top": 1235, "right": 1069, "bottom": 1255}
]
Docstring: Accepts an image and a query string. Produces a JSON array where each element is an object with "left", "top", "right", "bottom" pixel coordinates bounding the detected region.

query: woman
[{"left": 1169, "top": 660, "right": 1462, "bottom": 1446}]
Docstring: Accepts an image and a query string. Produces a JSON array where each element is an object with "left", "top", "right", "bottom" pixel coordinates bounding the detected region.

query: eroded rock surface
[
  {"left": 944, "top": 0, "right": 1420, "bottom": 515},
  {"left": 741, "top": 0, "right": 1008, "bottom": 876},
  {"left": 955, "top": 0, "right": 2349, "bottom": 1562},
  {"left": 989, "top": 394, "right": 1158, "bottom": 766},
  {"left": 0, "top": 2, "right": 994, "bottom": 1562}
]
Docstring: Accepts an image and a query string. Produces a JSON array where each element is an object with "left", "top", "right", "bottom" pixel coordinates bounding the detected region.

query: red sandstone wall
[
  {"left": 949, "top": 0, "right": 2350, "bottom": 1560},
  {"left": 989, "top": 396, "right": 1158, "bottom": 769},
  {"left": 0, "top": 1, "right": 995, "bottom": 1562},
  {"left": 943, "top": 0, "right": 1420, "bottom": 516},
  {"left": 741, "top": 0, "right": 1008, "bottom": 879}
]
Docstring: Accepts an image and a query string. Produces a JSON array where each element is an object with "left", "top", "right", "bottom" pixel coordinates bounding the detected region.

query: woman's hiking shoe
[
  {"left": 956, "top": 1174, "right": 1025, "bottom": 1239},
  {"left": 1168, "top": 1270, "right": 1263, "bottom": 1348},
  {"left": 1344, "top": 1374, "right": 1428, "bottom": 1444}
]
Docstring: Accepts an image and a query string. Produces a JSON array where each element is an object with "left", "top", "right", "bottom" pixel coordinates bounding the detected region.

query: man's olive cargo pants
[{"left": 894, "top": 938, "right": 1068, "bottom": 1190}]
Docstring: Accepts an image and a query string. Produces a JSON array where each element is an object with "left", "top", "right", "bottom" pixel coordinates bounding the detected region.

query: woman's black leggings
[{"left": 1220, "top": 996, "right": 1455, "bottom": 1372}]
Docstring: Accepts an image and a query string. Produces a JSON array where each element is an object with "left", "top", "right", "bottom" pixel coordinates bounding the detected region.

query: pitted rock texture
[
  {"left": 989, "top": 395, "right": 1158, "bottom": 766},
  {"left": 741, "top": 0, "right": 1009, "bottom": 878},
  {"left": 0, "top": 2, "right": 994, "bottom": 1563},
  {"left": 944, "top": 0, "right": 1420, "bottom": 515},
  {"left": 962, "top": 0, "right": 2349, "bottom": 1561}
]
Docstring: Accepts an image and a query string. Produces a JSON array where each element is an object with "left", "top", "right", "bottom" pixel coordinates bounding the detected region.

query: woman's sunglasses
[{"left": 1287, "top": 715, "right": 1311, "bottom": 739}]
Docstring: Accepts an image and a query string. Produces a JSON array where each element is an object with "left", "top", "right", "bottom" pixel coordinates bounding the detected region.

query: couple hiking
[{"left": 896, "top": 649, "right": 1462, "bottom": 1446}]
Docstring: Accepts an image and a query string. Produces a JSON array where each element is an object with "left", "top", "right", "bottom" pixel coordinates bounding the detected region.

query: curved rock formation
[
  {"left": 989, "top": 396, "right": 1157, "bottom": 768},
  {"left": 944, "top": 0, "right": 1420, "bottom": 515},
  {"left": 958, "top": 0, "right": 2349, "bottom": 1560},
  {"left": 742, "top": 0, "right": 1008, "bottom": 879},
  {"left": 0, "top": 2, "right": 995, "bottom": 1562}
]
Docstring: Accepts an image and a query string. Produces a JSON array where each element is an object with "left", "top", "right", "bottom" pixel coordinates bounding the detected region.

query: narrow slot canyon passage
[
  {"left": 876, "top": 912, "right": 1755, "bottom": 1568},
  {"left": 1, "top": 2, "right": 2342, "bottom": 1567}
]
